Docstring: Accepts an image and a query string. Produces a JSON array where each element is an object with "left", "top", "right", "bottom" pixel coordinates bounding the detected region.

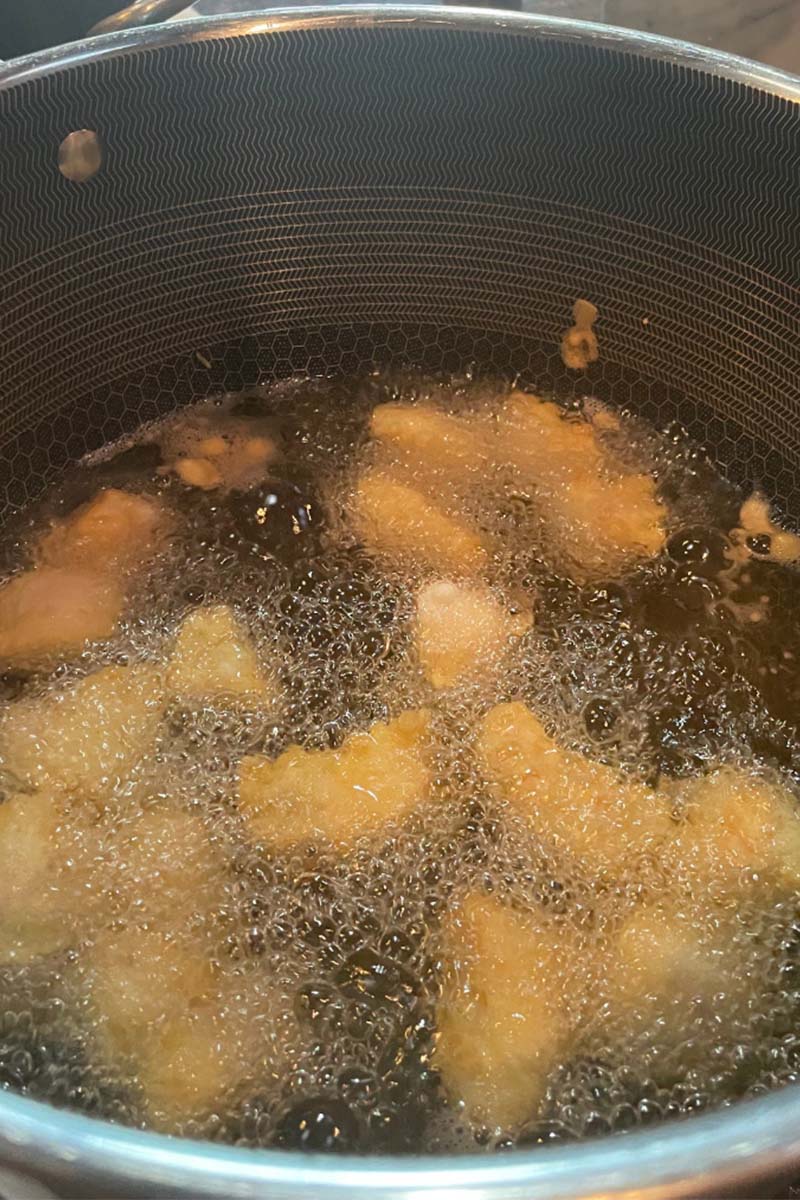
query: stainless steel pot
[
  {"left": 1, "top": 9, "right": 799, "bottom": 1198},
  {"left": 87, "top": 0, "right": 799, "bottom": 62}
]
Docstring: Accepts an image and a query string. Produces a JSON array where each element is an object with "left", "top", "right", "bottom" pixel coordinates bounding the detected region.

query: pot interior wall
[{"left": 0, "top": 21, "right": 798, "bottom": 513}]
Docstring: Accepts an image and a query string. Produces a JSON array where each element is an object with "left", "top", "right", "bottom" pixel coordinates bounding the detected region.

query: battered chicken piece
[
  {"left": 415, "top": 580, "right": 532, "bottom": 689},
  {"left": 88, "top": 927, "right": 215, "bottom": 1061},
  {"left": 139, "top": 996, "right": 262, "bottom": 1127},
  {"left": 603, "top": 899, "right": 750, "bottom": 1054},
  {"left": 606, "top": 901, "right": 724, "bottom": 1012},
  {"left": 0, "top": 663, "right": 165, "bottom": 798},
  {"left": 0, "top": 490, "right": 167, "bottom": 666},
  {"left": 370, "top": 403, "right": 486, "bottom": 480},
  {"left": 168, "top": 605, "right": 274, "bottom": 702},
  {"left": 0, "top": 789, "right": 103, "bottom": 962},
  {"left": 239, "top": 709, "right": 432, "bottom": 851},
  {"left": 353, "top": 471, "right": 487, "bottom": 575},
  {"left": 668, "top": 767, "right": 800, "bottom": 900},
  {"left": 496, "top": 392, "right": 665, "bottom": 579},
  {"left": 0, "top": 566, "right": 123, "bottom": 665},
  {"left": 38, "top": 489, "right": 166, "bottom": 575},
  {"left": 435, "top": 893, "right": 580, "bottom": 1131},
  {"left": 84, "top": 800, "right": 264, "bottom": 1125},
  {"left": 477, "top": 702, "right": 672, "bottom": 883},
  {"left": 87, "top": 926, "right": 278, "bottom": 1127},
  {"left": 106, "top": 804, "right": 226, "bottom": 927}
]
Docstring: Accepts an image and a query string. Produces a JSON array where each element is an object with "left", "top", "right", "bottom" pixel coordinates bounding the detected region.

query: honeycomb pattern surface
[{"left": 0, "top": 19, "right": 797, "bottom": 517}]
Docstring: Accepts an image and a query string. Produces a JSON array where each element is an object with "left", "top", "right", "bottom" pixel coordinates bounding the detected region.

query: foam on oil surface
[{"left": 0, "top": 374, "right": 800, "bottom": 1153}]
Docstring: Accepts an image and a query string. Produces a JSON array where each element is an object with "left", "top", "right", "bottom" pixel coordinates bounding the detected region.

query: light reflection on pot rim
[
  {"left": 0, "top": 4, "right": 799, "bottom": 100},
  {"left": 2, "top": 1077, "right": 800, "bottom": 1197}
]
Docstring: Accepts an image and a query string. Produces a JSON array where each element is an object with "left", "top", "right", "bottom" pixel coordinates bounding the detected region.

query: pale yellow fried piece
[
  {"left": 0, "top": 663, "right": 164, "bottom": 797},
  {"left": 499, "top": 392, "right": 605, "bottom": 476},
  {"left": 606, "top": 901, "right": 724, "bottom": 1014},
  {"left": 88, "top": 927, "right": 215, "bottom": 1060},
  {"left": 0, "top": 789, "right": 104, "bottom": 962},
  {"left": 140, "top": 1000, "right": 254, "bottom": 1127},
  {"left": 0, "top": 566, "right": 123, "bottom": 665},
  {"left": 497, "top": 392, "right": 665, "bottom": 579},
  {"left": 167, "top": 605, "right": 274, "bottom": 702},
  {"left": 84, "top": 799, "right": 268, "bottom": 1127},
  {"left": 370, "top": 404, "right": 486, "bottom": 478},
  {"left": 0, "top": 790, "right": 58, "bottom": 921},
  {"left": 415, "top": 580, "right": 532, "bottom": 689},
  {"left": 106, "top": 804, "right": 226, "bottom": 927},
  {"left": 560, "top": 471, "right": 665, "bottom": 575},
  {"left": 88, "top": 921, "right": 287, "bottom": 1127},
  {"left": 239, "top": 709, "right": 431, "bottom": 851},
  {"left": 601, "top": 899, "right": 756, "bottom": 1066},
  {"left": 434, "top": 893, "right": 579, "bottom": 1131},
  {"left": 353, "top": 471, "right": 487, "bottom": 575},
  {"left": 477, "top": 702, "right": 672, "bottom": 883},
  {"left": 668, "top": 767, "right": 800, "bottom": 900},
  {"left": 38, "top": 489, "right": 166, "bottom": 575},
  {"left": 0, "top": 490, "right": 168, "bottom": 666}
]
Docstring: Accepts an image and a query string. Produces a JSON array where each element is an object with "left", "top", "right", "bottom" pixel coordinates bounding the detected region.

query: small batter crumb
[
  {"left": 560, "top": 298, "right": 599, "bottom": 371},
  {"left": 735, "top": 493, "right": 800, "bottom": 564},
  {"left": 197, "top": 437, "right": 228, "bottom": 458},
  {"left": 175, "top": 457, "right": 224, "bottom": 490},
  {"left": 158, "top": 405, "right": 278, "bottom": 492}
]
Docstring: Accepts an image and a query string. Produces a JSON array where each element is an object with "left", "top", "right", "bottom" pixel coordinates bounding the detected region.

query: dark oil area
[{"left": 2, "top": 372, "right": 800, "bottom": 1156}]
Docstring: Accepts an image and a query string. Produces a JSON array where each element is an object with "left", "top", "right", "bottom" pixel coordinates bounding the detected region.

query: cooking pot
[
  {"left": 87, "top": 0, "right": 800, "bottom": 62},
  {"left": 1, "top": 8, "right": 800, "bottom": 1198}
]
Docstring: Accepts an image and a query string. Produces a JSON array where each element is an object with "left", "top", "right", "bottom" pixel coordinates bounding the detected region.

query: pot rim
[
  {"left": 1, "top": 8, "right": 800, "bottom": 1198},
  {"left": 1, "top": 3, "right": 800, "bottom": 97}
]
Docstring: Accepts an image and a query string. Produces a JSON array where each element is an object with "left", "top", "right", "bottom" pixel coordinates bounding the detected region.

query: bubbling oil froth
[{"left": 0, "top": 375, "right": 799, "bottom": 1152}]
